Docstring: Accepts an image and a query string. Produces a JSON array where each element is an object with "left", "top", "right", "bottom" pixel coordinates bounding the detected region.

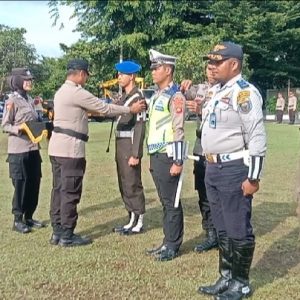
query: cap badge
[{"left": 213, "top": 44, "right": 227, "bottom": 51}]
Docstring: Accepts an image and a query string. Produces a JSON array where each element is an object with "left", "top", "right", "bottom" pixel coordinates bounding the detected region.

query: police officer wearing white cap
[
  {"left": 48, "top": 59, "right": 146, "bottom": 247},
  {"left": 112, "top": 60, "right": 146, "bottom": 235},
  {"left": 197, "top": 42, "right": 267, "bottom": 300},
  {"left": 2, "top": 68, "right": 45, "bottom": 233},
  {"left": 146, "top": 49, "right": 185, "bottom": 261}
]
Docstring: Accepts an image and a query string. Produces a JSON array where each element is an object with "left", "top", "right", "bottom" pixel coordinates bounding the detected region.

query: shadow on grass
[
  {"left": 78, "top": 195, "right": 201, "bottom": 241},
  {"left": 252, "top": 228, "right": 300, "bottom": 289},
  {"left": 78, "top": 202, "right": 163, "bottom": 240},
  {"left": 252, "top": 201, "right": 296, "bottom": 237}
]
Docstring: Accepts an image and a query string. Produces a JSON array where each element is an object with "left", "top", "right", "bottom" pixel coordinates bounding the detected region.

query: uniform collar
[
  {"left": 65, "top": 80, "right": 81, "bottom": 87},
  {"left": 157, "top": 81, "right": 174, "bottom": 93},
  {"left": 217, "top": 73, "right": 242, "bottom": 92}
]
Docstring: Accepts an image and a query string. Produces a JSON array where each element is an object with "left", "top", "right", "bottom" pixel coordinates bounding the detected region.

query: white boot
[
  {"left": 123, "top": 212, "right": 135, "bottom": 230},
  {"left": 131, "top": 214, "right": 144, "bottom": 233}
]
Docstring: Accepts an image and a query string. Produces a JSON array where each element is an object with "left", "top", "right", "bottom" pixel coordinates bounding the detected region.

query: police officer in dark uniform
[
  {"left": 146, "top": 49, "right": 186, "bottom": 261},
  {"left": 198, "top": 42, "right": 267, "bottom": 300},
  {"left": 112, "top": 60, "right": 146, "bottom": 234},
  {"left": 1, "top": 68, "right": 45, "bottom": 233},
  {"left": 183, "top": 63, "right": 218, "bottom": 253},
  {"left": 48, "top": 59, "right": 145, "bottom": 247}
]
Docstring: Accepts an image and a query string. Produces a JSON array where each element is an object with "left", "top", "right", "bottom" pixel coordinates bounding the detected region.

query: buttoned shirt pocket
[{"left": 217, "top": 101, "right": 230, "bottom": 122}]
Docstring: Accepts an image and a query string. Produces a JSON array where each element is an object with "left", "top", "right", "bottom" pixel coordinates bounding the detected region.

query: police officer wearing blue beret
[
  {"left": 197, "top": 42, "right": 267, "bottom": 299},
  {"left": 112, "top": 60, "right": 147, "bottom": 235}
]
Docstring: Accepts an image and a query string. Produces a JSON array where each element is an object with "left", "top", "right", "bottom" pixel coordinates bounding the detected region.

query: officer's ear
[{"left": 231, "top": 59, "right": 241, "bottom": 73}]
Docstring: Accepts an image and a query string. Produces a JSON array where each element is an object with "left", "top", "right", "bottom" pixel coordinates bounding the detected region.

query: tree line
[{"left": 1, "top": 0, "right": 300, "bottom": 102}]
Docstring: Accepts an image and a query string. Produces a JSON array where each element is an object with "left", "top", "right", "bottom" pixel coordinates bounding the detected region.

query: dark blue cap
[
  {"left": 67, "top": 59, "right": 89, "bottom": 75},
  {"left": 205, "top": 42, "right": 243, "bottom": 61},
  {"left": 115, "top": 60, "right": 141, "bottom": 74},
  {"left": 11, "top": 68, "right": 34, "bottom": 79}
]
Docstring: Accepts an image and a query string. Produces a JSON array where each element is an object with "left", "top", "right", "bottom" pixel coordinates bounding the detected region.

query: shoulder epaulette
[
  {"left": 237, "top": 79, "right": 249, "bottom": 89},
  {"left": 166, "top": 84, "right": 180, "bottom": 96}
]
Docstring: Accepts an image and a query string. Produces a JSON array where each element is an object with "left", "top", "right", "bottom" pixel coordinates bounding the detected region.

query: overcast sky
[{"left": 0, "top": 0, "right": 81, "bottom": 57}]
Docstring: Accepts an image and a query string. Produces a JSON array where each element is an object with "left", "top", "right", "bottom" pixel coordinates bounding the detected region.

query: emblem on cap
[{"left": 149, "top": 49, "right": 176, "bottom": 69}]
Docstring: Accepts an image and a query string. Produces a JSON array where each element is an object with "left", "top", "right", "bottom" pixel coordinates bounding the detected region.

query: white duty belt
[
  {"left": 205, "top": 150, "right": 249, "bottom": 164},
  {"left": 115, "top": 130, "right": 133, "bottom": 138}
]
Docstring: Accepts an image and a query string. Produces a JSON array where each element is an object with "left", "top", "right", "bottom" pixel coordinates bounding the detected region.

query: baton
[{"left": 105, "top": 119, "right": 114, "bottom": 153}]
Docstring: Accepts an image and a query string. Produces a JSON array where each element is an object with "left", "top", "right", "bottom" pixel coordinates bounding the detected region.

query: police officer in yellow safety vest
[
  {"left": 197, "top": 42, "right": 267, "bottom": 300},
  {"left": 146, "top": 49, "right": 185, "bottom": 261}
]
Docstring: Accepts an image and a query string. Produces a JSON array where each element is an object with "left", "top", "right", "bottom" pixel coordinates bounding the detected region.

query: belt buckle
[{"left": 205, "top": 154, "right": 214, "bottom": 163}]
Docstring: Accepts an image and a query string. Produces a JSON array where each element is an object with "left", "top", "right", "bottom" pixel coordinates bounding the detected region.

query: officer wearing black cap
[
  {"left": 112, "top": 60, "right": 146, "bottom": 235},
  {"left": 197, "top": 42, "right": 267, "bottom": 300},
  {"left": 183, "top": 63, "right": 219, "bottom": 253},
  {"left": 48, "top": 59, "right": 146, "bottom": 247},
  {"left": 146, "top": 49, "right": 185, "bottom": 261},
  {"left": 1, "top": 67, "right": 45, "bottom": 233}
]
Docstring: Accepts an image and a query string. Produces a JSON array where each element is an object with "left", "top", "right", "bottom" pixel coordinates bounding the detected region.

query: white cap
[{"left": 149, "top": 49, "right": 176, "bottom": 69}]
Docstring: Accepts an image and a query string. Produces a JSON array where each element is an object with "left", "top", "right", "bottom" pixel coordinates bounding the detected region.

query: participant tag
[{"left": 209, "top": 112, "right": 216, "bottom": 128}]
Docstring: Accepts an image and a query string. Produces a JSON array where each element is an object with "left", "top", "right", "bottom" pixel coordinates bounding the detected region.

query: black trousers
[
  {"left": 193, "top": 155, "right": 215, "bottom": 231},
  {"left": 115, "top": 138, "right": 145, "bottom": 215},
  {"left": 288, "top": 109, "right": 296, "bottom": 124},
  {"left": 150, "top": 153, "right": 184, "bottom": 251},
  {"left": 276, "top": 110, "right": 283, "bottom": 123},
  {"left": 205, "top": 159, "right": 254, "bottom": 242},
  {"left": 7, "top": 151, "right": 42, "bottom": 221},
  {"left": 49, "top": 156, "right": 86, "bottom": 230}
]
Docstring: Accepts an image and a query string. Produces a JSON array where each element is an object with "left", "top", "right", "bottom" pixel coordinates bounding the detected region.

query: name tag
[{"left": 209, "top": 112, "right": 216, "bottom": 128}]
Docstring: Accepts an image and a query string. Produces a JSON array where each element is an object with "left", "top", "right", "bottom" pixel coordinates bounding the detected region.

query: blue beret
[{"left": 115, "top": 60, "right": 141, "bottom": 74}]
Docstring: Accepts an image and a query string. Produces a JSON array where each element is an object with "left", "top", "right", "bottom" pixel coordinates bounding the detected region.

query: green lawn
[{"left": 0, "top": 122, "right": 299, "bottom": 300}]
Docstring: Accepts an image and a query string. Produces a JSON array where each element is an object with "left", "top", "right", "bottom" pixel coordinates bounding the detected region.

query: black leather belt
[{"left": 53, "top": 126, "right": 89, "bottom": 142}]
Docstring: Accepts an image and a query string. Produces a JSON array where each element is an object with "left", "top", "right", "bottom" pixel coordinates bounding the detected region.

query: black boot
[
  {"left": 25, "top": 218, "right": 46, "bottom": 229},
  {"left": 145, "top": 244, "right": 167, "bottom": 256},
  {"left": 12, "top": 215, "right": 31, "bottom": 234},
  {"left": 198, "top": 232, "right": 232, "bottom": 295},
  {"left": 194, "top": 228, "right": 218, "bottom": 252},
  {"left": 215, "top": 240, "right": 255, "bottom": 300},
  {"left": 59, "top": 228, "right": 92, "bottom": 247},
  {"left": 49, "top": 223, "right": 63, "bottom": 245}
]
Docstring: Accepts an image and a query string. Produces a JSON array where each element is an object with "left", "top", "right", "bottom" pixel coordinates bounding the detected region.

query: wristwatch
[
  {"left": 174, "top": 160, "right": 183, "bottom": 166},
  {"left": 248, "top": 178, "right": 260, "bottom": 184}
]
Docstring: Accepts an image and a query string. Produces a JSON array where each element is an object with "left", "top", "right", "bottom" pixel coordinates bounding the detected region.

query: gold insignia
[
  {"left": 213, "top": 44, "right": 227, "bottom": 51},
  {"left": 207, "top": 54, "right": 223, "bottom": 61},
  {"left": 237, "top": 91, "right": 250, "bottom": 104}
]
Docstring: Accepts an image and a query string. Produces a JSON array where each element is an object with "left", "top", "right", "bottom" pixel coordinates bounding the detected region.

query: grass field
[{"left": 0, "top": 122, "right": 300, "bottom": 300}]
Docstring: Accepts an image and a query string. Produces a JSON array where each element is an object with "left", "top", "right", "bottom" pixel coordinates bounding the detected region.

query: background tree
[{"left": 0, "top": 25, "right": 36, "bottom": 95}]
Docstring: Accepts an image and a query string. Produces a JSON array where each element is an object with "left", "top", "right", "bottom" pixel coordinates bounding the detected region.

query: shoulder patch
[
  {"left": 6, "top": 102, "right": 14, "bottom": 111},
  {"left": 238, "top": 101, "right": 252, "bottom": 114},
  {"left": 173, "top": 96, "right": 184, "bottom": 114},
  {"left": 237, "top": 79, "right": 249, "bottom": 89},
  {"left": 237, "top": 90, "right": 250, "bottom": 105}
]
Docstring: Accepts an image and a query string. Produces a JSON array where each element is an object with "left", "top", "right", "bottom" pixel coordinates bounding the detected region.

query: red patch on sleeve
[
  {"left": 6, "top": 103, "right": 13, "bottom": 111},
  {"left": 173, "top": 96, "right": 183, "bottom": 114}
]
